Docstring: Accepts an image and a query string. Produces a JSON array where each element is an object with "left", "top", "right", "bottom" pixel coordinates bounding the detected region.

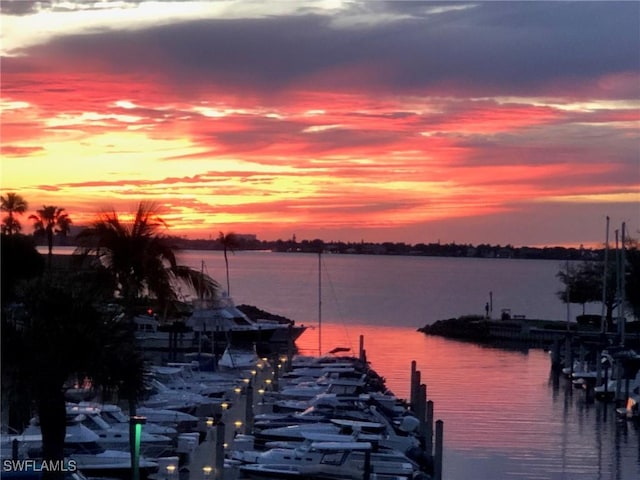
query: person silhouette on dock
[{"left": 485, "top": 302, "right": 490, "bottom": 319}]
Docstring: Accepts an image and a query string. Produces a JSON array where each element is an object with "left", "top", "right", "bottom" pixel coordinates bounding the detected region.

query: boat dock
[{"left": 144, "top": 336, "right": 444, "bottom": 480}]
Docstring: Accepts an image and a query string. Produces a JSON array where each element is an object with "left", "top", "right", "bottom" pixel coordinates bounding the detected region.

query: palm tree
[
  {"left": 2, "top": 265, "right": 143, "bottom": 480},
  {"left": 1, "top": 192, "right": 28, "bottom": 235},
  {"left": 29, "top": 205, "right": 72, "bottom": 265},
  {"left": 218, "top": 231, "right": 240, "bottom": 295},
  {"left": 75, "top": 201, "right": 218, "bottom": 318}
]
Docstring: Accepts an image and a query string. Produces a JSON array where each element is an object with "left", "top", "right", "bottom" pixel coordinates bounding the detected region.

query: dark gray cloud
[
  {"left": 0, "top": 1, "right": 48, "bottom": 16},
  {"left": 5, "top": 2, "right": 638, "bottom": 99}
]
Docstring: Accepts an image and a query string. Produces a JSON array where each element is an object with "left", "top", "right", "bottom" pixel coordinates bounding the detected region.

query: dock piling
[
  {"left": 426, "top": 400, "right": 434, "bottom": 458},
  {"left": 410, "top": 361, "right": 417, "bottom": 409},
  {"left": 244, "top": 382, "right": 254, "bottom": 434},
  {"left": 434, "top": 419, "right": 444, "bottom": 480},
  {"left": 214, "top": 422, "right": 225, "bottom": 480}
]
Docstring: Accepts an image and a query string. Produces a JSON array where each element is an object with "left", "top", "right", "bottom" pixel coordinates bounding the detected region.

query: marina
[
  {"left": 2, "top": 250, "right": 639, "bottom": 479},
  {"left": 2, "top": 337, "right": 442, "bottom": 480}
]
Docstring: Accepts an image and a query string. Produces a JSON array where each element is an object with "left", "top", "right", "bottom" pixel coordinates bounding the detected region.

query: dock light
[
  {"left": 257, "top": 388, "right": 265, "bottom": 395},
  {"left": 223, "top": 442, "right": 228, "bottom": 449},
  {"left": 277, "top": 364, "right": 282, "bottom": 369},
  {"left": 166, "top": 464, "right": 176, "bottom": 477},
  {"left": 221, "top": 401, "right": 229, "bottom": 410},
  {"left": 202, "top": 465, "right": 213, "bottom": 478},
  {"left": 257, "top": 363, "right": 263, "bottom": 369},
  {"left": 280, "top": 356, "right": 287, "bottom": 363},
  {"left": 129, "top": 416, "right": 146, "bottom": 480},
  {"left": 206, "top": 417, "right": 214, "bottom": 427},
  {"left": 265, "top": 378, "right": 272, "bottom": 385},
  {"left": 243, "top": 377, "right": 250, "bottom": 384},
  {"left": 233, "top": 387, "right": 242, "bottom": 394},
  {"left": 250, "top": 369, "right": 257, "bottom": 376}
]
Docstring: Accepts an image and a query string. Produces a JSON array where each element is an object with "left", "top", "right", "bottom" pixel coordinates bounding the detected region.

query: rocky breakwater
[{"left": 418, "top": 315, "right": 588, "bottom": 348}]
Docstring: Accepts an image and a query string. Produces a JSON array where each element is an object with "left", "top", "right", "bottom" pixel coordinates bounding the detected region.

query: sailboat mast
[
  {"left": 620, "top": 222, "right": 626, "bottom": 346},
  {"left": 318, "top": 250, "right": 322, "bottom": 356},
  {"left": 600, "top": 216, "right": 609, "bottom": 334}
]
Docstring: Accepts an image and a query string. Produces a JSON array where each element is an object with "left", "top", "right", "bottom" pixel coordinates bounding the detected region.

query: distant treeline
[{"left": 34, "top": 230, "right": 603, "bottom": 261}]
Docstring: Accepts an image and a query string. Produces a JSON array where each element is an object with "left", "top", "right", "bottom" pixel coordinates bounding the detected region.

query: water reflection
[{"left": 296, "top": 322, "right": 640, "bottom": 480}]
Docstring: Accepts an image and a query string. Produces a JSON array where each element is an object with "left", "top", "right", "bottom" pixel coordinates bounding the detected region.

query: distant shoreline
[{"left": 37, "top": 237, "right": 604, "bottom": 261}]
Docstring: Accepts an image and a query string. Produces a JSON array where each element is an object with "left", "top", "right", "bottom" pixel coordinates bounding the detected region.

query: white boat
[
  {"left": 254, "top": 413, "right": 421, "bottom": 455},
  {"left": 148, "top": 364, "right": 240, "bottom": 397},
  {"left": 5, "top": 421, "right": 158, "bottom": 478},
  {"left": 277, "top": 374, "right": 367, "bottom": 400},
  {"left": 141, "top": 378, "right": 219, "bottom": 415},
  {"left": 239, "top": 441, "right": 417, "bottom": 480},
  {"left": 187, "top": 294, "right": 306, "bottom": 345},
  {"left": 135, "top": 407, "right": 199, "bottom": 429},
  {"left": 218, "top": 345, "right": 259, "bottom": 370},
  {"left": 72, "top": 402, "right": 177, "bottom": 436},
  {"left": 56, "top": 409, "right": 173, "bottom": 458}
]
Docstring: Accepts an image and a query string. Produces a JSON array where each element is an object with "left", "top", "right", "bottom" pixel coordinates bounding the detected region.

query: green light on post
[{"left": 130, "top": 416, "right": 146, "bottom": 480}]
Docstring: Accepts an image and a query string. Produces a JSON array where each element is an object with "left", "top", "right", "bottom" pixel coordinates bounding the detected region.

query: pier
[{"left": 143, "top": 335, "right": 444, "bottom": 480}]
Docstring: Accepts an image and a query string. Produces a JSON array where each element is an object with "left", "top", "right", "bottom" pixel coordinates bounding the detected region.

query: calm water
[{"left": 51, "top": 248, "right": 640, "bottom": 479}]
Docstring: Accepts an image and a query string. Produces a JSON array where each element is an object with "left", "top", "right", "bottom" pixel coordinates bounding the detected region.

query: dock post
[
  {"left": 434, "top": 419, "right": 444, "bottom": 480},
  {"left": 426, "top": 400, "right": 434, "bottom": 459},
  {"left": 615, "top": 361, "right": 623, "bottom": 404},
  {"left": 411, "top": 370, "right": 421, "bottom": 412},
  {"left": 564, "top": 334, "right": 573, "bottom": 374},
  {"left": 272, "top": 354, "right": 280, "bottom": 391},
  {"left": 410, "top": 361, "right": 417, "bottom": 409},
  {"left": 359, "top": 335, "right": 365, "bottom": 362},
  {"left": 595, "top": 351, "right": 603, "bottom": 386},
  {"left": 287, "top": 325, "right": 294, "bottom": 372},
  {"left": 244, "top": 382, "right": 254, "bottom": 434},
  {"left": 214, "top": 421, "right": 225, "bottom": 480},
  {"left": 418, "top": 384, "right": 427, "bottom": 435},
  {"left": 550, "top": 337, "right": 561, "bottom": 371},
  {"left": 363, "top": 449, "right": 371, "bottom": 480}
]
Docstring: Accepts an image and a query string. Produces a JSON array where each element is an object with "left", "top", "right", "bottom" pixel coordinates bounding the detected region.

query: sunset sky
[{"left": 1, "top": 0, "right": 638, "bottom": 247}]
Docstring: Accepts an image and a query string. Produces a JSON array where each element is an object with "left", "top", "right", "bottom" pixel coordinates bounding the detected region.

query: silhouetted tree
[
  {"left": 29, "top": 205, "right": 71, "bottom": 267},
  {"left": 0, "top": 233, "right": 45, "bottom": 302},
  {"left": 218, "top": 231, "right": 239, "bottom": 295},
  {"left": 1, "top": 268, "right": 143, "bottom": 480},
  {"left": 1, "top": 192, "right": 28, "bottom": 235},
  {"left": 75, "top": 201, "right": 218, "bottom": 321}
]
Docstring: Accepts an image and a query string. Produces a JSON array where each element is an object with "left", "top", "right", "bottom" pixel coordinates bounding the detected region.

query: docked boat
[
  {"left": 140, "top": 378, "right": 220, "bottom": 416},
  {"left": 133, "top": 294, "right": 306, "bottom": 351},
  {"left": 59, "top": 408, "right": 174, "bottom": 458},
  {"left": 218, "top": 345, "right": 260, "bottom": 370},
  {"left": 4, "top": 421, "right": 158, "bottom": 479},
  {"left": 71, "top": 402, "right": 177, "bottom": 437},
  {"left": 187, "top": 295, "right": 307, "bottom": 345},
  {"left": 239, "top": 441, "right": 418, "bottom": 480}
]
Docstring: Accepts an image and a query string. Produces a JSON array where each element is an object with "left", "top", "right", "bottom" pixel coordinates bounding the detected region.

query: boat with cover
[
  {"left": 3, "top": 421, "right": 158, "bottom": 479},
  {"left": 239, "top": 441, "right": 418, "bottom": 480},
  {"left": 70, "top": 402, "right": 177, "bottom": 437},
  {"left": 57, "top": 409, "right": 173, "bottom": 458}
]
